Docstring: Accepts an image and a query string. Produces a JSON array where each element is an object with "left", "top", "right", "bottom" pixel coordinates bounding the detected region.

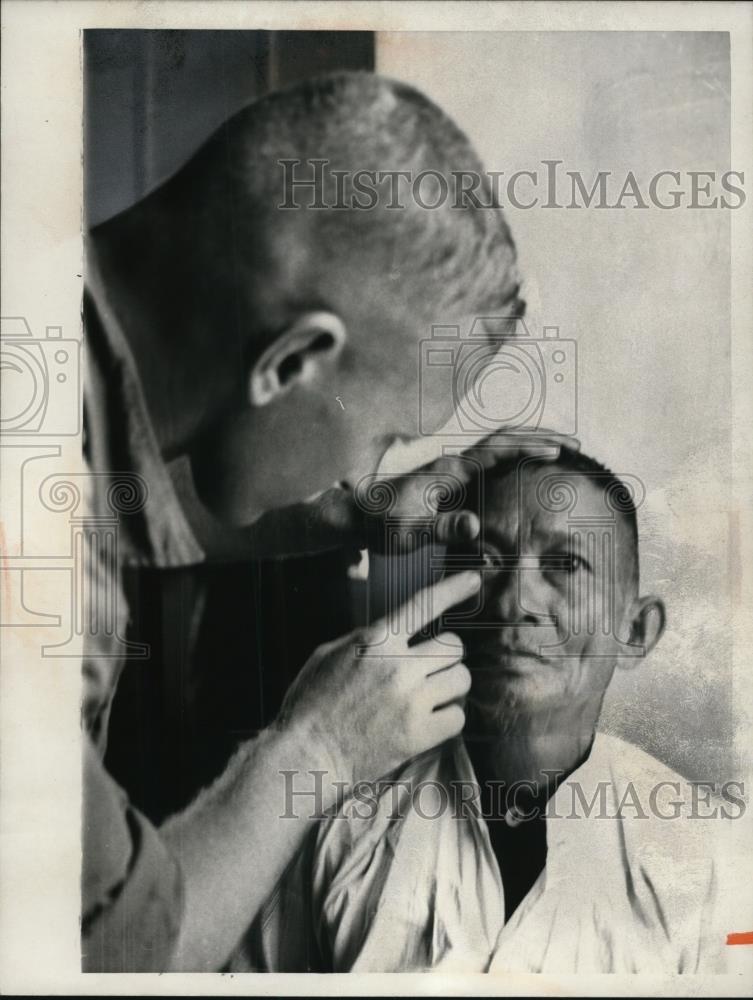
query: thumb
[{"left": 433, "top": 510, "right": 481, "bottom": 546}]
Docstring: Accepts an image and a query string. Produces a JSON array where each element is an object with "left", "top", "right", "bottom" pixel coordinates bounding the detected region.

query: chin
[
  {"left": 466, "top": 669, "right": 567, "bottom": 728},
  {"left": 192, "top": 469, "right": 259, "bottom": 526},
  {"left": 191, "top": 448, "right": 336, "bottom": 527}
]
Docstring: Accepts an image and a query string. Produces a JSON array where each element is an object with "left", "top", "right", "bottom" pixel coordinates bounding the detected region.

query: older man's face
[{"left": 449, "top": 463, "right": 637, "bottom": 725}]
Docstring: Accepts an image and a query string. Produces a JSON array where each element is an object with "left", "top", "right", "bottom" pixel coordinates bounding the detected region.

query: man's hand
[
  {"left": 356, "top": 430, "right": 580, "bottom": 553},
  {"left": 163, "top": 568, "right": 479, "bottom": 971},
  {"left": 276, "top": 570, "right": 480, "bottom": 794},
  {"left": 237, "top": 432, "right": 578, "bottom": 558}
]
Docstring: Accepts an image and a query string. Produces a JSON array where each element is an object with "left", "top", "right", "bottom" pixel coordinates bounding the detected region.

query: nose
[{"left": 483, "top": 557, "right": 553, "bottom": 627}]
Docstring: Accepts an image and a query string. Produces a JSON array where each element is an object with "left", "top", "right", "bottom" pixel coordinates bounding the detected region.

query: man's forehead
[{"left": 479, "top": 463, "right": 611, "bottom": 535}]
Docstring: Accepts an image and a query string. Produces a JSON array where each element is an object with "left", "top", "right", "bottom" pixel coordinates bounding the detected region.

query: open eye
[
  {"left": 561, "top": 552, "right": 590, "bottom": 574},
  {"left": 546, "top": 551, "right": 591, "bottom": 577},
  {"left": 480, "top": 547, "right": 509, "bottom": 571}
]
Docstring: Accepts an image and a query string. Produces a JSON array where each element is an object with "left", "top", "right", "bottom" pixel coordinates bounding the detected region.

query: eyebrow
[
  {"left": 480, "top": 525, "right": 583, "bottom": 551},
  {"left": 541, "top": 529, "right": 580, "bottom": 550}
]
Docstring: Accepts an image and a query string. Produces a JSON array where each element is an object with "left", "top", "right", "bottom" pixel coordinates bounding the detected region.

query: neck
[{"left": 466, "top": 697, "right": 601, "bottom": 796}]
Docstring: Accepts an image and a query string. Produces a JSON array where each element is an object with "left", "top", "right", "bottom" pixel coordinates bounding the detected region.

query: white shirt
[{"left": 236, "top": 732, "right": 737, "bottom": 973}]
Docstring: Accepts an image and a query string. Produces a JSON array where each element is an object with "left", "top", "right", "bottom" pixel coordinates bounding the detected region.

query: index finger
[
  {"left": 388, "top": 570, "right": 480, "bottom": 638},
  {"left": 463, "top": 431, "right": 581, "bottom": 468}
]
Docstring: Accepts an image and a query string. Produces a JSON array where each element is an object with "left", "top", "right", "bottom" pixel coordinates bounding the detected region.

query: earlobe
[
  {"left": 248, "top": 311, "right": 347, "bottom": 407},
  {"left": 628, "top": 596, "right": 666, "bottom": 658}
]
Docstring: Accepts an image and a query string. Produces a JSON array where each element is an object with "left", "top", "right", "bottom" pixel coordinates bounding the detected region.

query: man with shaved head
[
  {"left": 83, "top": 71, "right": 537, "bottom": 972},
  {"left": 88, "top": 72, "right": 520, "bottom": 527}
]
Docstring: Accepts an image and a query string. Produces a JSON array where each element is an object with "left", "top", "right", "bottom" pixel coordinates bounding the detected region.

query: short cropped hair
[{"left": 168, "top": 71, "right": 523, "bottom": 319}]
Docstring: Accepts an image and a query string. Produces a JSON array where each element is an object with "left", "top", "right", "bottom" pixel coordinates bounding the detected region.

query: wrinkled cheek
[
  {"left": 559, "top": 640, "right": 613, "bottom": 700},
  {"left": 554, "top": 592, "right": 608, "bottom": 650}
]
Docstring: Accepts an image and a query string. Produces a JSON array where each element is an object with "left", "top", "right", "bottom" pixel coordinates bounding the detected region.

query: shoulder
[
  {"left": 553, "top": 732, "right": 725, "bottom": 892},
  {"left": 546, "top": 735, "right": 735, "bottom": 970},
  {"left": 316, "top": 744, "right": 452, "bottom": 862},
  {"left": 580, "top": 734, "right": 722, "bottom": 902},
  {"left": 592, "top": 731, "right": 685, "bottom": 782},
  {"left": 590, "top": 732, "right": 728, "bottom": 821},
  {"left": 311, "top": 741, "right": 465, "bottom": 905}
]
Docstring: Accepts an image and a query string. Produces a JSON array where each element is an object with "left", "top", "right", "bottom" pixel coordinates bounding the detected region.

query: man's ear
[
  {"left": 624, "top": 595, "right": 666, "bottom": 661},
  {"left": 248, "top": 311, "right": 347, "bottom": 406}
]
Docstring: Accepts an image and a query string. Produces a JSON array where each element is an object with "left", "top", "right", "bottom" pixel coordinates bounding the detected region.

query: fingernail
[
  {"left": 460, "top": 512, "right": 480, "bottom": 538},
  {"left": 463, "top": 571, "right": 482, "bottom": 590}
]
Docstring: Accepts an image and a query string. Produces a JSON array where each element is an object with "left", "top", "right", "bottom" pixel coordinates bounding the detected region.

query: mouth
[
  {"left": 467, "top": 642, "right": 553, "bottom": 670},
  {"left": 497, "top": 645, "right": 548, "bottom": 660}
]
